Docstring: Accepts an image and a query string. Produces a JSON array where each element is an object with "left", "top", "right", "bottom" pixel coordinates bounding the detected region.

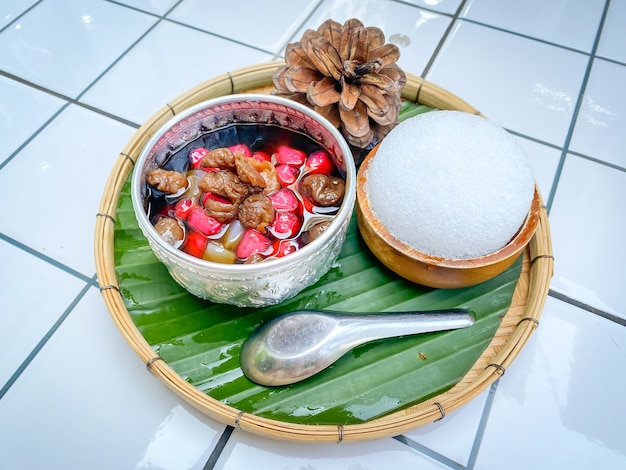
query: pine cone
[{"left": 273, "top": 18, "right": 406, "bottom": 153}]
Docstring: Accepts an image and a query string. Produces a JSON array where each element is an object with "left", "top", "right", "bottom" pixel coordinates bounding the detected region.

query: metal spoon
[{"left": 240, "top": 308, "right": 474, "bottom": 386}]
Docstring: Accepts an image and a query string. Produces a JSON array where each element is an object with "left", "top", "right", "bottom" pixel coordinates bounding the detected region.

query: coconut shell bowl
[{"left": 356, "top": 144, "right": 542, "bottom": 290}]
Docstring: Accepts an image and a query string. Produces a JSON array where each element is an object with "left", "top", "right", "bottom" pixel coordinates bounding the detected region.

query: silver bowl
[{"left": 131, "top": 94, "right": 356, "bottom": 307}]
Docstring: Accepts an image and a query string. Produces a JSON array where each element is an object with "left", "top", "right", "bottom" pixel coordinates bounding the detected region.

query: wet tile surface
[
  {"left": 460, "top": 0, "right": 605, "bottom": 52},
  {"left": 81, "top": 20, "right": 272, "bottom": 124},
  {"left": 297, "top": 0, "right": 453, "bottom": 75},
  {"left": 0, "top": 105, "right": 135, "bottom": 276},
  {"left": 548, "top": 154, "right": 626, "bottom": 319},
  {"left": 0, "top": 0, "right": 157, "bottom": 98},
  {"left": 569, "top": 58, "right": 626, "bottom": 168},
  {"left": 168, "top": 0, "right": 318, "bottom": 54},
  {"left": 0, "top": 75, "right": 65, "bottom": 165},
  {"left": 0, "top": 288, "right": 224, "bottom": 469},
  {"left": 475, "top": 297, "right": 626, "bottom": 469},
  {"left": 426, "top": 20, "right": 589, "bottom": 147}
]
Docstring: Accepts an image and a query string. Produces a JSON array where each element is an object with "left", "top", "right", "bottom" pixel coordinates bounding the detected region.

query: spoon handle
[{"left": 331, "top": 308, "right": 475, "bottom": 345}]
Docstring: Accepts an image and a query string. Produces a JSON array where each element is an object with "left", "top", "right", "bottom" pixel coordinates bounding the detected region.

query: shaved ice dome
[{"left": 364, "top": 110, "right": 535, "bottom": 260}]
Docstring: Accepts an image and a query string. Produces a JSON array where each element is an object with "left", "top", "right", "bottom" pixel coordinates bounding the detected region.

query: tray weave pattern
[{"left": 94, "top": 61, "right": 553, "bottom": 442}]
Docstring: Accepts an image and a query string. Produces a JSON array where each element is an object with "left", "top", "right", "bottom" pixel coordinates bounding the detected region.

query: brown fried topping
[{"left": 147, "top": 169, "right": 187, "bottom": 194}]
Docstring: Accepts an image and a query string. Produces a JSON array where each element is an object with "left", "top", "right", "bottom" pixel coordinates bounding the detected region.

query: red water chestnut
[
  {"left": 182, "top": 231, "right": 207, "bottom": 258},
  {"left": 275, "top": 164, "right": 300, "bottom": 187},
  {"left": 229, "top": 144, "right": 252, "bottom": 158},
  {"left": 202, "top": 192, "right": 231, "bottom": 206},
  {"left": 269, "top": 211, "right": 301, "bottom": 239},
  {"left": 273, "top": 240, "right": 298, "bottom": 258},
  {"left": 189, "top": 147, "right": 209, "bottom": 169},
  {"left": 251, "top": 151, "right": 271, "bottom": 163},
  {"left": 305, "top": 150, "right": 334, "bottom": 174},
  {"left": 187, "top": 207, "right": 222, "bottom": 236},
  {"left": 236, "top": 229, "right": 271, "bottom": 259},
  {"left": 173, "top": 198, "right": 196, "bottom": 220},
  {"left": 269, "top": 188, "right": 299, "bottom": 211},
  {"left": 276, "top": 145, "right": 306, "bottom": 166}
]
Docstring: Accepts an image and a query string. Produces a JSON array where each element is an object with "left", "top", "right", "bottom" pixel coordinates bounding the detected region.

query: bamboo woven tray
[{"left": 95, "top": 61, "right": 554, "bottom": 442}]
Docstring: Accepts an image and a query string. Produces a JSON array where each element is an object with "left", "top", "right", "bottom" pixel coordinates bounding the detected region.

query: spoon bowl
[{"left": 240, "top": 309, "right": 474, "bottom": 386}]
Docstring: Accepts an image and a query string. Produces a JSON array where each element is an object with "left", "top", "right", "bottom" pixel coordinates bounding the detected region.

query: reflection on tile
[
  {"left": 403, "top": 389, "right": 490, "bottom": 466},
  {"left": 0, "top": 0, "right": 156, "bottom": 97},
  {"left": 0, "top": 105, "right": 135, "bottom": 277},
  {"left": 0, "top": 0, "right": 38, "bottom": 30},
  {"left": 296, "top": 0, "right": 452, "bottom": 77},
  {"left": 0, "top": 241, "right": 85, "bottom": 387},
  {"left": 427, "top": 21, "right": 588, "bottom": 146},
  {"left": 549, "top": 155, "right": 626, "bottom": 319},
  {"left": 0, "top": 76, "right": 65, "bottom": 164},
  {"left": 134, "top": 404, "right": 219, "bottom": 469},
  {"left": 475, "top": 297, "right": 626, "bottom": 469},
  {"left": 113, "top": 0, "right": 179, "bottom": 16},
  {"left": 168, "top": 0, "right": 317, "bottom": 53},
  {"left": 515, "top": 136, "right": 561, "bottom": 199},
  {"left": 461, "top": 0, "right": 605, "bottom": 52},
  {"left": 569, "top": 59, "right": 626, "bottom": 168},
  {"left": 0, "top": 287, "right": 223, "bottom": 469},
  {"left": 216, "top": 429, "right": 447, "bottom": 470},
  {"left": 82, "top": 20, "right": 272, "bottom": 124},
  {"left": 401, "top": 0, "right": 462, "bottom": 15},
  {"left": 597, "top": 0, "right": 626, "bottom": 63}
]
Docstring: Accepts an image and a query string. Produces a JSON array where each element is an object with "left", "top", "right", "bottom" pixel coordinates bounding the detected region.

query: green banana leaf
[{"left": 113, "top": 103, "right": 522, "bottom": 425}]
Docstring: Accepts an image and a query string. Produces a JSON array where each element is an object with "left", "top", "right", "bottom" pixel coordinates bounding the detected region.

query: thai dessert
[{"left": 144, "top": 124, "right": 346, "bottom": 264}]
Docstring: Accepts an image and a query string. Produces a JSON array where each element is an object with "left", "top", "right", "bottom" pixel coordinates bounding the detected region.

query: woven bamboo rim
[{"left": 94, "top": 61, "right": 554, "bottom": 443}]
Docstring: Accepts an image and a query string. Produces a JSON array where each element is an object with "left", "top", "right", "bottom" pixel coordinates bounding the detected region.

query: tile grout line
[
  {"left": 73, "top": 1, "right": 184, "bottom": 101},
  {"left": 417, "top": 1, "right": 626, "bottom": 180},
  {"left": 0, "top": 0, "right": 172, "bottom": 169},
  {"left": 0, "top": 277, "right": 95, "bottom": 401},
  {"left": 421, "top": 0, "right": 468, "bottom": 77},
  {"left": 465, "top": 380, "right": 500, "bottom": 469},
  {"left": 565, "top": 150, "right": 625, "bottom": 172},
  {"left": 505, "top": 127, "right": 626, "bottom": 173},
  {"left": 269, "top": 0, "right": 326, "bottom": 61},
  {"left": 462, "top": 283, "right": 626, "bottom": 469},
  {"left": 458, "top": 17, "right": 595, "bottom": 57},
  {"left": 202, "top": 426, "right": 235, "bottom": 470},
  {"left": 421, "top": 1, "right": 604, "bottom": 79},
  {"left": 391, "top": 0, "right": 457, "bottom": 17},
  {"left": 0, "top": 99, "right": 70, "bottom": 172},
  {"left": 549, "top": 289, "right": 626, "bottom": 326},
  {"left": 594, "top": 54, "right": 626, "bottom": 68},
  {"left": 161, "top": 17, "right": 278, "bottom": 56},
  {"left": 103, "top": 0, "right": 165, "bottom": 17},
  {"left": 393, "top": 434, "right": 466, "bottom": 469},
  {"left": 544, "top": 0, "right": 613, "bottom": 212},
  {"left": 0, "top": 232, "right": 93, "bottom": 283},
  {"left": 0, "top": 70, "right": 140, "bottom": 171},
  {"left": 0, "top": 68, "right": 138, "bottom": 120}
]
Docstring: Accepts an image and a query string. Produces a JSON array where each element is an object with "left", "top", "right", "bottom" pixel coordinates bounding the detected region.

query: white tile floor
[{"left": 0, "top": 0, "right": 624, "bottom": 468}]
